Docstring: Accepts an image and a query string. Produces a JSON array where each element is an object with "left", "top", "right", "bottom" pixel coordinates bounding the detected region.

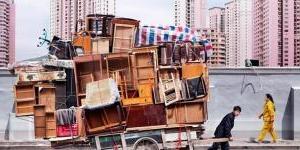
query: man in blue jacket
[{"left": 208, "top": 106, "right": 241, "bottom": 150}]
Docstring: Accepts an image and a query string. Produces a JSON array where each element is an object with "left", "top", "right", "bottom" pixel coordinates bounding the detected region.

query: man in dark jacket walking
[{"left": 208, "top": 106, "right": 241, "bottom": 150}]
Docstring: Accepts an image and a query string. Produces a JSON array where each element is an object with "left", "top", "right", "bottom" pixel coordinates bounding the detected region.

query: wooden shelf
[
  {"left": 78, "top": 93, "right": 86, "bottom": 97},
  {"left": 137, "top": 77, "right": 155, "bottom": 80},
  {"left": 16, "top": 112, "right": 34, "bottom": 117},
  {"left": 16, "top": 98, "right": 35, "bottom": 102},
  {"left": 16, "top": 90, "right": 34, "bottom": 93},
  {"left": 135, "top": 65, "right": 154, "bottom": 68},
  {"left": 159, "top": 65, "right": 182, "bottom": 69}
]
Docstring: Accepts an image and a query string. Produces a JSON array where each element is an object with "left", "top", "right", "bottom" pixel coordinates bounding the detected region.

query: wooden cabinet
[
  {"left": 74, "top": 55, "right": 107, "bottom": 106},
  {"left": 34, "top": 106, "right": 56, "bottom": 139},
  {"left": 46, "top": 112, "right": 56, "bottom": 138},
  {"left": 14, "top": 84, "right": 36, "bottom": 116},
  {"left": 36, "top": 84, "right": 56, "bottom": 113},
  {"left": 131, "top": 47, "right": 158, "bottom": 87},
  {"left": 34, "top": 105, "right": 46, "bottom": 139},
  {"left": 84, "top": 103, "right": 126, "bottom": 135},
  {"left": 112, "top": 18, "right": 139, "bottom": 53},
  {"left": 166, "top": 102, "right": 207, "bottom": 125}
]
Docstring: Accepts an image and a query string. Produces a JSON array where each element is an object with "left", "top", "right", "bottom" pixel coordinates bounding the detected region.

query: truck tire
[{"left": 133, "top": 137, "right": 159, "bottom": 150}]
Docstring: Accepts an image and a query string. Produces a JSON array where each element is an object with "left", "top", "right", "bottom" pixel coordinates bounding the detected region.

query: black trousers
[{"left": 208, "top": 141, "right": 230, "bottom": 150}]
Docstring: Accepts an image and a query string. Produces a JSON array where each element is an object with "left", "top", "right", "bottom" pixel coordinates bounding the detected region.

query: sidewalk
[{"left": 195, "top": 139, "right": 300, "bottom": 150}]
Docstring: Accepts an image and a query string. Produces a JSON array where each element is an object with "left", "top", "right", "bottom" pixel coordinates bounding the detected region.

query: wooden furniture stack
[{"left": 34, "top": 84, "right": 57, "bottom": 138}]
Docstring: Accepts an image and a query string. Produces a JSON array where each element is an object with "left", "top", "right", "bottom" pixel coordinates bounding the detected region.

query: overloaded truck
[{"left": 13, "top": 14, "right": 223, "bottom": 149}]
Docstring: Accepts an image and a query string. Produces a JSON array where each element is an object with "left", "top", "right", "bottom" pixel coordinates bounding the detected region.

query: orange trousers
[{"left": 257, "top": 121, "right": 278, "bottom": 142}]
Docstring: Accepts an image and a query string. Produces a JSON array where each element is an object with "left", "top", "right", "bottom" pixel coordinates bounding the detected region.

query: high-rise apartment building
[
  {"left": 198, "top": 28, "right": 226, "bottom": 67},
  {"left": 50, "top": 0, "right": 116, "bottom": 40},
  {"left": 0, "top": 0, "right": 15, "bottom": 68},
  {"left": 253, "top": 0, "right": 298, "bottom": 66},
  {"left": 174, "top": 0, "right": 207, "bottom": 28},
  {"left": 225, "top": 0, "right": 252, "bottom": 67},
  {"left": 209, "top": 7, "right": 225, "bottom": 33},
  {"left": 295, "top": 0, "right": 300, "bottom": 66}
]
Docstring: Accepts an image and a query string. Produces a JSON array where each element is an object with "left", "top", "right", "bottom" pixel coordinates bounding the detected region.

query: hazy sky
[{"left": 15, "top": 0, "right": 226, "bottom": 61}]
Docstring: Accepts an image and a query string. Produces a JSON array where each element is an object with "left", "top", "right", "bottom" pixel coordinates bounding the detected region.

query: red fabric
[{"left": 56, "top": 124, "right": 78, "bottom": 137}]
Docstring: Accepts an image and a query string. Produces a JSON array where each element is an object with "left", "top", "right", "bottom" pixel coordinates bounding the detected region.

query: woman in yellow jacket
[{"left": 257, "top": 94, "right": 278, "bottom": 143}]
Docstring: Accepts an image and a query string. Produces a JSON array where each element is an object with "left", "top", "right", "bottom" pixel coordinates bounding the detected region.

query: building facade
[
  {"left": 0, "top": 0, "right": 15, "bottom": 68},
  {"left": 198, "top": 28, "right": 226, "bottom": 67},
  {"left": 225, "top": 0, "right": 252, "bottom": 67},
  {"left": 295, "top": 0, "right": 300, "bottom": 66},
  {"left": 50, "top": 0, "right": 116, "bottom": 40},
  {"left": 209, "top": 7, "right": 225, "bottom": 33},
  {"left": 174, "top": 0, "right": 207, "bottom": 28},
  {"left": 253, "top": 0, "right": 299, "bottom": 67}
]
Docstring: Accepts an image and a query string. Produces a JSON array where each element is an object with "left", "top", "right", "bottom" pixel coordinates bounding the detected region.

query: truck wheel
[{"left": 133, "top": 137, "right": 159, "bottom": 150}]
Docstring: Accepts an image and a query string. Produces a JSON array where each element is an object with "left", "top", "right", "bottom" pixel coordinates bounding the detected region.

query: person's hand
[
  {"left": 229, "top": 137, "right": 233, "bottom": 141},
  {"left": 270, "top": 116, "right": 275, "bottom": 122}
]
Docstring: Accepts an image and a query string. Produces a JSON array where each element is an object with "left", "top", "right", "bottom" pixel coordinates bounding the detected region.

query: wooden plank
[
  {"left": 18, "top": 71, "right": 66, "bottom": 82},
  {"left": 120, "top": 133, "right": 127, "bottom": 149},
  {"left": 42, "top": 59, "right": 74, "bottom": 69},
  {"left": 186, "top": 128, "right": 194, "bottom": 150},
  {"left": 76, "top": 108, "right": 86, "bottom": 137},
  {"left": 122, "top": 97, "right": 153, "bottom": 106},
  {"left": 161, "top": 129, "right": 167, "bottom": 149},
  {"left": 126, "top": 124, "right": 198, "bottom": 132}
]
